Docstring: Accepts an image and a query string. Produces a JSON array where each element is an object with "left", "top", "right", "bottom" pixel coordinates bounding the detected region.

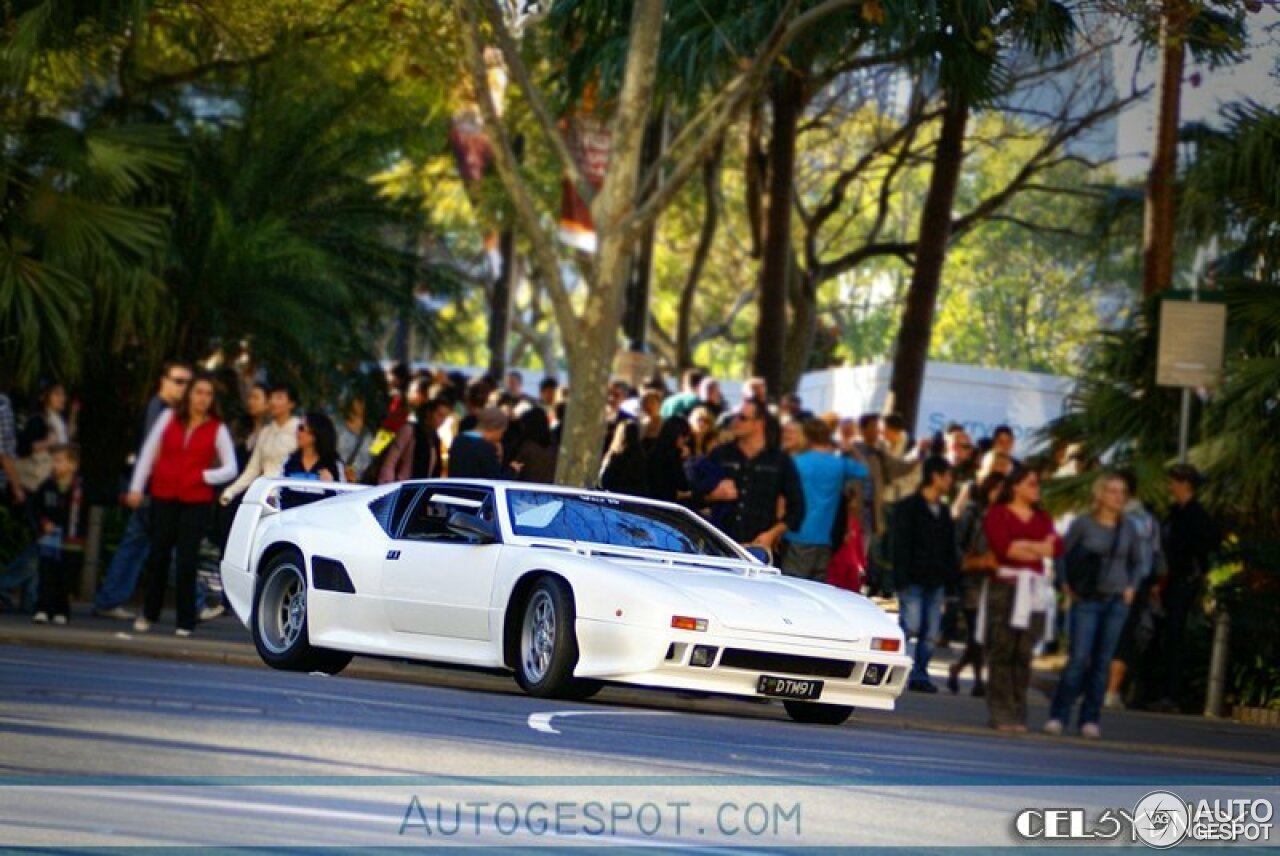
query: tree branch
[
  {"left": 984, "top": 214, "right": 1094, "bottom": 240},
  {"left": 474, "top": 0, "right": 597, "bottom": 212},
  {"left": 691, "top": 286, "right": 758, "bottom": 349},
  {"left": 805, "top": 100, "right": 939, "bottom": 233},
  {"left": 133, "top": 1, "right": 360, "bottom": 91},
  {"left": 948, "top": 89, "right": 1144, "bottom": 241},
  {"left": 816, "top": 241, "right": 915, "bottom": 281}
]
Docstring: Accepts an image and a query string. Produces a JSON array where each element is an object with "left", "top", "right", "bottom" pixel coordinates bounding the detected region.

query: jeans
[
  {"left": 899, "top": 584, "right": 945, "bottom": 684},
  {"left": 1050, "top": 595, "right": 1129, "bottom": 726},
  {"left": 94, "top": 503, "right": 151, "bottom": 611}
]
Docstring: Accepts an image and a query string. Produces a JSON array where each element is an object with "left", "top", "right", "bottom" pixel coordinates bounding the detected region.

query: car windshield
[{"left": 505, "top": 490, "right": 741, "bottom": 558}]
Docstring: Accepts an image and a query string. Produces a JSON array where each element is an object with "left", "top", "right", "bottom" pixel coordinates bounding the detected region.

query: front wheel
[
  {"left": 251, "top": 551, "right": 352, "bottom": 675},
  {"left": 783, "top": 700, "right": 853, "bottom": 725},
  {"left": 513, "top": 577, "right": 580, "bottom": 698}
]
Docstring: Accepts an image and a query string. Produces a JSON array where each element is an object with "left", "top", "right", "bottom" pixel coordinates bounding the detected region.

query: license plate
[{"left": 756, "top": 675, "right": 823, "bottom": 700}]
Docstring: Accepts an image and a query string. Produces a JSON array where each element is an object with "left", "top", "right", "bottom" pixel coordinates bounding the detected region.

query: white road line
[{"left": 527, "top": 709, "right": 676, "bottom": 734}]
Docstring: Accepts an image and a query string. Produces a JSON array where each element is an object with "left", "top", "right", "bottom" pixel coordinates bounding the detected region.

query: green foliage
[
  {"left": 1, "top": 3, "right": 176, "bottom": 391},
  {"left": 164, "top": 66, "right": 426, "bottom": 399},
  {"left": 1, "top": 0, "right": 454, "bottom": 400},
  {"left": 1211, "top": 538, "right": 1280, "bottom": 708}
]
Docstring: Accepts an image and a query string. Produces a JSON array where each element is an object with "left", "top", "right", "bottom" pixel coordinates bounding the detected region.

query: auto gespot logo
[{"left": 1015, "top": 791, "right": 1273, "bottom": 847}]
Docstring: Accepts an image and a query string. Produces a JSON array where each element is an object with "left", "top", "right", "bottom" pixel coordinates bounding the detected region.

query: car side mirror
[
  {"left": 744, "top": 545, "right": 771, "bottom": 565},
  {"left": 447, "top": 511, "right": 498, "bottom": 544}
]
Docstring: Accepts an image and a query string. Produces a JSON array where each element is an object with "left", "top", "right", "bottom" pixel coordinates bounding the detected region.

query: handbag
[{"left": 1064, "top": 518, "right": 1122, "bottom": 599}]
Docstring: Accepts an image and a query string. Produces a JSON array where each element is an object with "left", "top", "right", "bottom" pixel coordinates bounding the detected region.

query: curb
[{"left": 4, "top": 628, "right": 1277, "bottom": 768}]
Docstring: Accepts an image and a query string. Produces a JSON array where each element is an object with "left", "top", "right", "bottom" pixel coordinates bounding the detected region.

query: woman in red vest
[{"left": 126, "top": 373, "right": 237, "bottom": 636}]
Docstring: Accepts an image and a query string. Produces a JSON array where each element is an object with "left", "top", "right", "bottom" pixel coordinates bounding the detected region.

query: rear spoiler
[{"left": 239, "top": 477, "right": 375, "bottom": 516}]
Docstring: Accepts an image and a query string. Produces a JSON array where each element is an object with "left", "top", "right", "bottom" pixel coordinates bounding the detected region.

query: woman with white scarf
[{"left": 982, "top": 466, "right": 1063, "bottom": 732}]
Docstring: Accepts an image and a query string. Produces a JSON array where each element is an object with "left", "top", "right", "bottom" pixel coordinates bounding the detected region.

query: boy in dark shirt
[{"left": 31, "top": 445, "right": 84, "bottom": 625}]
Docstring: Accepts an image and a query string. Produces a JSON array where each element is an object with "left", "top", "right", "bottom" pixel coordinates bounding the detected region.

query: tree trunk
[
  {"left": 623, "top": 114, "right": 666, "bottom": 351},
  {"left": 1142, "top": 1, "right": 1188, "bottom": 298},
  {"left": 888, "top": 96, "right": 969, "bottom": 433},
  {"left": 553, "top": 0, "right": 664, "bottom": 487},
  {"left": 487, "top": 227, "right": 517, "bottom": 380},
  {"left": 781, "top": 260, "right": 816, "bottom": 394},
  {"left": 676, "top": 139, "right": 724, "bottom": 370},
  {"left": 751, "top": 73, "right": 803, "bottom": 395}
]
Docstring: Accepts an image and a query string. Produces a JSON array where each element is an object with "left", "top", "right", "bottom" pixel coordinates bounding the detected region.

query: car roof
[{"left": 400, "top": 479, "right": 683, "bottom": 510}]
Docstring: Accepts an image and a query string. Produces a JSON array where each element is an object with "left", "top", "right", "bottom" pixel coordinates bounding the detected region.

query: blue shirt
[{"left": 786, "top": 450, "right": 870, "bottom": 546}]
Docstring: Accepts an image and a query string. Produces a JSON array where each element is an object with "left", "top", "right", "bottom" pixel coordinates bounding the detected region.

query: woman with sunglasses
[
  {"left": 982, "top": 466, "right": 1062, "bottom": 731},
  {"left": 126, "top": 373, "right": 237, "bottom": 637},
  {"left": 283, "top": 412, "right": 343, "bottom": 483}
]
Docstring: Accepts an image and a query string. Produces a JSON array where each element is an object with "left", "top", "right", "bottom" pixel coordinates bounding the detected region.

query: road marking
[{"left": 528, "top": 709, "right": 676, "bottom": 734}]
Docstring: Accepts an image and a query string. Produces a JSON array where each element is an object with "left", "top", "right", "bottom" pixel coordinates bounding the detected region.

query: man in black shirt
[
  {"left": 449, "top": 407, "right": 507, "bottom": 479},
  {"left": 892, "top": 457, "right": 960, "bottom": 693},
  {"left": 707, "top": 400, "right": 804, "bottom": 560},
  {"left": 1151, "top": 464, "right": 1219, "bottom": 711}
]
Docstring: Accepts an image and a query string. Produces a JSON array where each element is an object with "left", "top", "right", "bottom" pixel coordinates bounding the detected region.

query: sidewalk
[{"left": 2, "top": 604, "right": 1277, "bottom": 766}]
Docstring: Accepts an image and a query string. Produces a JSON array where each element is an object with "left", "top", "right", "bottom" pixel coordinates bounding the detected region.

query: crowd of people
[{"left": 0, "top": 363, "right": 1219, "bottom": 734}]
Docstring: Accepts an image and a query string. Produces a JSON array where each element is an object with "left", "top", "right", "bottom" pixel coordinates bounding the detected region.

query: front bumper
[{"left": 574, "top": 618, "right": 911, "bottom": 709}]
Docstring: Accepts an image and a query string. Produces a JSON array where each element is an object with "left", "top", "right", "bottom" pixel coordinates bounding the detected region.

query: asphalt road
[{"left": 1, "top": 645, "right": 1276, "bottom": 850}]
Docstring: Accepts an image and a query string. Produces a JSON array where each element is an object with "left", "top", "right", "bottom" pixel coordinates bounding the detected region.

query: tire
[
  {"left": 783, "top": 700, "right": 854, "bottom": 725},
  {"left": 513, "top": 576, "right": 580, "bottom": 698},
  {"left": 251, "top": 551, "right": 352, "bottom": 675}
]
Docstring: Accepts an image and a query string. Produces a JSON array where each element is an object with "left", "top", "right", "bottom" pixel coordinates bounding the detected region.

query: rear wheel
[
  {"left": 783, "top": 700, "right": 853, "bottom": 725},
  {"left": 513, "top": 577, "right": 580, "bottom": 698},
  {"left": 251, "top": 551, "right": 352, "bottom": 675}
]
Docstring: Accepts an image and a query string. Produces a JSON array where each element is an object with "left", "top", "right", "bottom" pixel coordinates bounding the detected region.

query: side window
[{"left": 399, "top": 488, "right": 494, "bottom": 542}]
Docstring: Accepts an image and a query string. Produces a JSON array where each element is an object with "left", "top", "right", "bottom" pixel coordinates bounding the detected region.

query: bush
[{"left": 1210, "top": 537, "right": 1280, "bottom": 709}]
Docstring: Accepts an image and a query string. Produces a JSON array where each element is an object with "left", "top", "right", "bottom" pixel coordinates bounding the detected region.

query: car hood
[{"left": 607, "top": 559, "right": 890, "bottom": 643}]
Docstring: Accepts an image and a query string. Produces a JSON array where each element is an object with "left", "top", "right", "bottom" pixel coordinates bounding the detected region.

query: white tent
[{"left": 796, "top": 362, "right": 1073, "bottom": 446}]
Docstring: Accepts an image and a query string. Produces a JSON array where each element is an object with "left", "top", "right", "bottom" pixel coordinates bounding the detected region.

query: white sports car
[{"left": 221, "top": 478, "right": 911, "bottom": 724}]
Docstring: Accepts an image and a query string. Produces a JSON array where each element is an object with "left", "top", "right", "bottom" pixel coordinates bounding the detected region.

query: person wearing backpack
[{"left": 1044, "top": 472, "right": 1146, "bottom": 738}]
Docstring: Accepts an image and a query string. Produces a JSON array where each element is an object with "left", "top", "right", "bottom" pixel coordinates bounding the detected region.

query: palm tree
[
  {"left": 887, "top": 0, "right": 1077, "bottom": 429},
  {"left": 1, "top": 0, "right": 179, "bottom": 386},
  {"left": 162, "top": 67, "right": 428, "bottom": 398}
]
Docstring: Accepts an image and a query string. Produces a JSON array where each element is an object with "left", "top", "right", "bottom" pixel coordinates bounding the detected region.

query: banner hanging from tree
[{"left": 558, "top": 85, "right": 611, "bottom": 253}]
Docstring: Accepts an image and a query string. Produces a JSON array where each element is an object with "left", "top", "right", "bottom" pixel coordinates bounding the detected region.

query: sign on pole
[{"left": 1156, "top": 300, "right": 1227, "bottom": 388}]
